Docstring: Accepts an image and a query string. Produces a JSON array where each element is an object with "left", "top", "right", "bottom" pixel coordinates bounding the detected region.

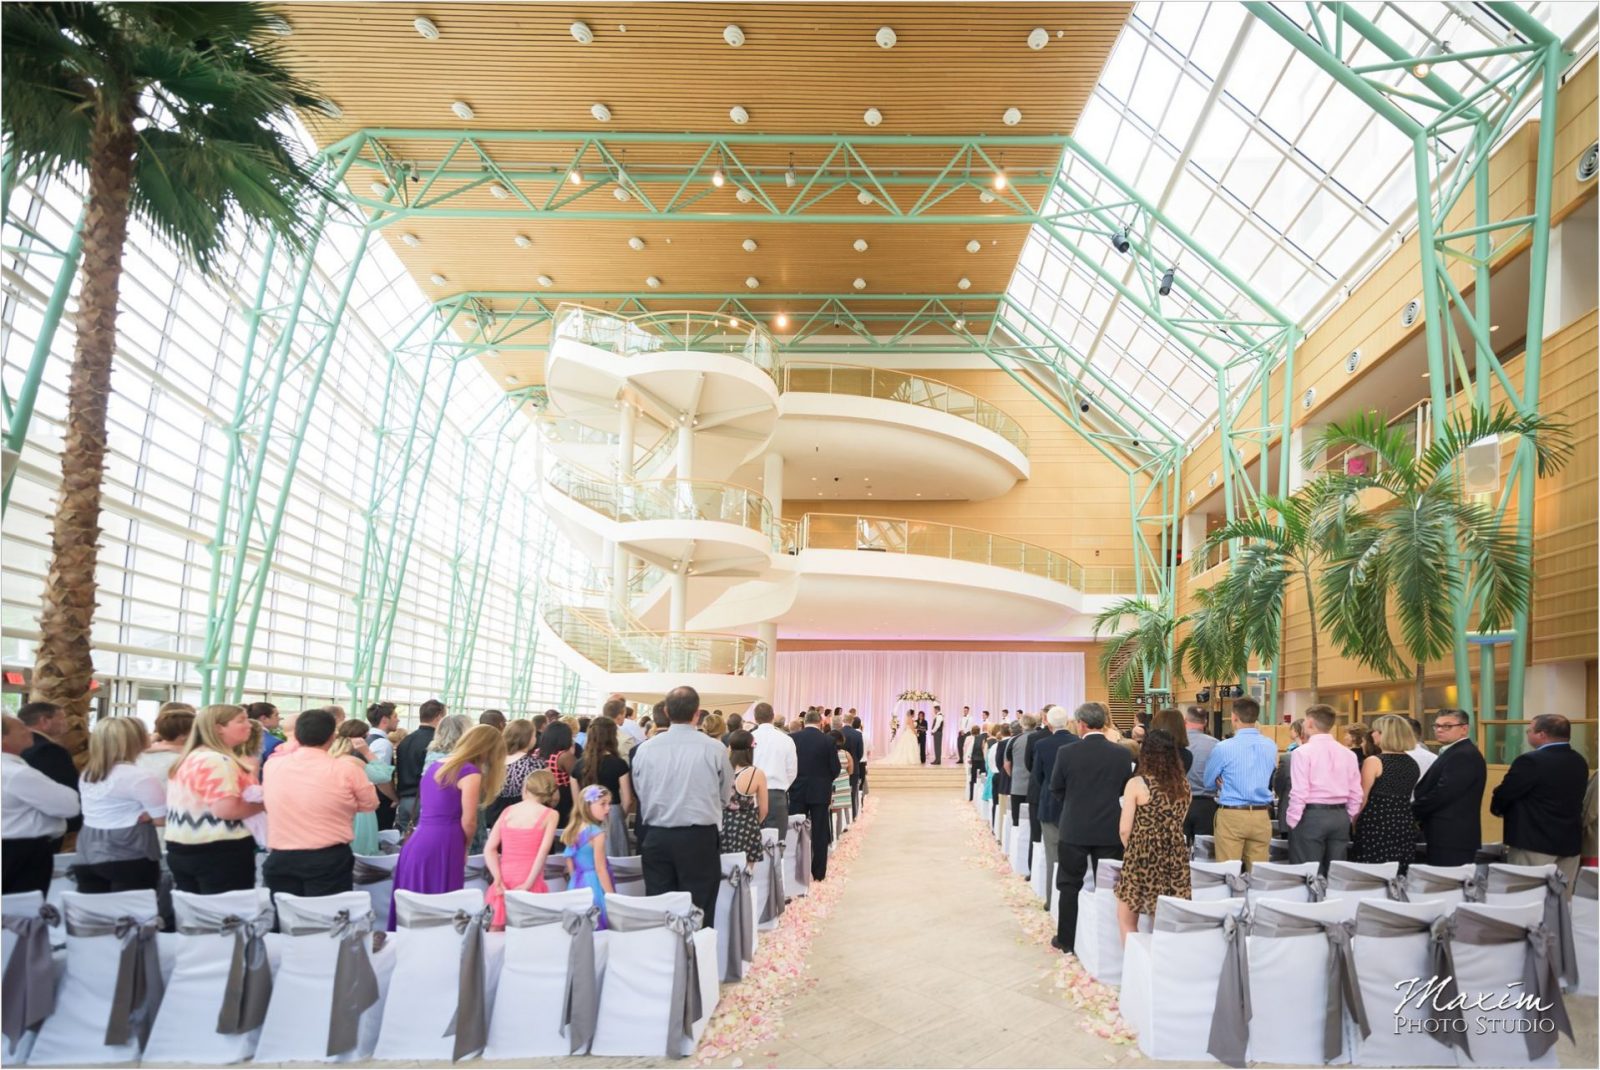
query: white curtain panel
[{"left": 772, "top": 650, "right": 1086, "bottom": 759}]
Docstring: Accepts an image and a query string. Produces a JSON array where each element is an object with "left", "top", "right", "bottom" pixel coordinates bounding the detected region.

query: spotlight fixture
[
  {"left": 785, "top": 155, "right": 798, "bottom": 188},
  {"left": 993, "top": 154, "right": 1008, "bottom": 191},
  {"left": 1411, "top": 42, "right": 1447, "bottom": 79},
  {"left": 1111, "top": 226, "right": 1131, "bottom": 253},
  {"left": 536, "top": 274, "right": 554, "bottom": 287},
  {"left": 742, "top": 238, "right": 758, "bottom": 252},
  {"left": 451, "top": 100, "right": 475, "bottom": 121},
  {"left": 513, "top": 234, "right": 532, "bottom": 248},
  {"left": 488, "top": 182, "right": 509, "bottom": 200},
  {"left": 568, "top": 167, "right": 584, "bottom": 185},
  {"left": 735, "top": 187, "right": 754, "bottom": 203},
  {"left": 954, "top": 308, "right": 966, "bottom": 332},
  {"left": 857, "top": 190, "right": 875, "bottom": 206},
  {"left": 723, "top": 24, "right": 745, "bottom": 47},
  {"left": 369, "top": 181, "right": 389, "bottom": 196},
  {"left": 711, "top": 166, "right": 726, "bottom": 188},
  {"left": 401, "top": 233, "right": 421, "bottom": 248},
  {"left": 1002, "top": 107, "right": 1022, "bottom": 126},
  {"left": 774, "top": 312, "right": 789, "bottom": 329},
  {"left": 729, "top": 105, "right": 750, "bottom": 125},
  {"left": 414, "top": 16, "right": 440, "bottom": 39},
  {"left": 1158, "top": 267, "right": 1176, "bottom": 296},
  {"left": 1028, "top": 27, "right": 1049, "bottom": 50},
  {"left": 1079, "top": 398, "right": 1091, "bottom": 413},
  {"left": 876, "top": 26, "right": 897, "bottom": 49},
  {"left": 628, "top": 236, "right": 645, "bottom": 251},
  {"left": 966, "top": 239, "right": 981, "bottom": 253},
  {"left": 591, "top": 102, "right": 613, "bottom": 122},
  {"left": 645, "top": 276, "right": 661, "bottom": 289},
  {"left": 853, "top": 238, "right": 868, "bottom": 252},
  {"left": 957, "top": 277, "right": 971, "bottom": 290},
  {"left": 745, "top": 276, "right": 760, "bottom": 289},
  {"left": 864, "top": 107, "right": 883, "bottom": 127},
  {"left": 570, "top": 20, "right": 594, "bottom": 44},
  {"left": 1196, "top": 688, "right": 1212, "bottom": 704},
  {"left": 429, "top": 273, "right": 447, "bottom": 285},
  {"left": 853, "top": 277, "right": 866, "bottom": 290}
]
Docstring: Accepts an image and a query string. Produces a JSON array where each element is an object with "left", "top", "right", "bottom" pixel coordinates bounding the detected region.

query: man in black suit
[
  {"left": 1411, "top": 708, "right": 1486, "bottom": 866},
  {"left": 1019, "top": 712, "right": 1053, "bottom": 864},
  {"left": 394, "top": 698, "right": 445, "bottom": 835},
  {"left": 839, "top": 717, "right": 865, "bottom": 818},
  {"left": 1030, "top": 706, "right": 1077, "bottom": 912},
  {"left": 791, "top": 711, "right": 842, "bottom": 881},
  {"left": 1490, "top": 713, "right": 1589, "bottom": 885},
  {"left": 17, "top": 702, "right": 80, "bottom": 844},
  {"left": 915, "top": 713, "right": 928, "bottom": 765},
  {"left": 1048, "top": 702, "right": 1133, "bottom": 954}
]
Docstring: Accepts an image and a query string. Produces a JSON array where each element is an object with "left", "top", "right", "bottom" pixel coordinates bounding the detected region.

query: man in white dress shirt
[
  {"left": 750, "top": 701, "right": 798, "bottom": 831},
  {"left": 2, "top": 714, "right": 81, "bottom": 895}
]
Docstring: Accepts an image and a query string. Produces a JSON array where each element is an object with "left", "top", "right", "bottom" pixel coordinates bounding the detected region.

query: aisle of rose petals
[
  {"left": 692, "top": 794, "right": 880, "bottom": 1067},
  {"left": 958, "top": 798, "right": 1137, "bottom": 1046}
]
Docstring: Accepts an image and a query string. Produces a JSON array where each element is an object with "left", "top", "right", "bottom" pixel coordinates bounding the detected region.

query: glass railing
[
  {"left": 781, "top": 362, "right": 1029, "bottom": 455},
  {"left": 1317, "top": 399, "right": 1430, "bottom": 477},
  {"left": 547, "top": 467, "right": 774, "bottom": 538},
  {"left": 795, "top": 512, "right": 1088, "bottom": 588},
  {"left": 554, "top": 304, "right": 777, "bottom": 379},
  {"left": 544, "top": 604, "right": 769, "bottom": 677}
]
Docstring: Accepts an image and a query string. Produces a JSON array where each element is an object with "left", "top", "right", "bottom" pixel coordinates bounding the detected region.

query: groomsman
[
  {"left": 839, "top": 716, "right": 865, "bottom": 817},
  {"left": 1411, "top": 708, "right": 1485, "bottom": 866},
  {"left": 1049, "top": 703, "right": 1132, "bottom": 953},
  {"left": 929, "top": 707, "right": 945, "bottom": 764}
]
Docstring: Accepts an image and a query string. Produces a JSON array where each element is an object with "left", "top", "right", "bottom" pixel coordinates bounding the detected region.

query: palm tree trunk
[
  {"left": 1303, "top": 566, "right": 1320, "bottom": 703},
  {"left": 1412, "top": 661, "right": 1426, "bottom": 722},
  {"left": 29, "top": 101, "right": 136, "bottom": 760}
]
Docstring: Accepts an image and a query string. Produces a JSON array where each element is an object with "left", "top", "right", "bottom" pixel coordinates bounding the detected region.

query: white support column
[
  {"left": 617, "top": 401, "right": 637, "bottom": 479},
  {"left": 676, "top": 425, "right": 694, "bottom": 481},
  {"left": 669, "top": 568, "right": 688, "bottom": 633},
  {"left": 1286, "top": 421, "right": 1326, "bottom": 492},
  {"left": 610, "top": 540, "right": 628, "bottom": 617},
  {"left": 1180, "top": 510, "right": 1208, "bottom": 567},
  {"left": 756, "top": 620, "right": 778, "bottom": 702},
  {"left": 762, "top": 451, "right": 784, "bottom": 516}
]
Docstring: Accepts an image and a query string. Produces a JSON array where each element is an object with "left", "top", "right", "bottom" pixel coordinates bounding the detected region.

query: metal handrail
[
  {"left": 547, "top": 466, "right": 775, "bottom": 538},
  {"left": 794, "top": 511, "right": 1087, "bottom": 588},
  {"left": 780, "top": 361, "right": 1029, "bottom": 454},
  {"left": 554, "top": 303, "right": 777, "bottom": 378},
  {"left": 543, "top": 603, "right": 768, "bottom": 677}
]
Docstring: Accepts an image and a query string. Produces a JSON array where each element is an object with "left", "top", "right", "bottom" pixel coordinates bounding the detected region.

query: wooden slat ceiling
[{"left": 275, "top": 2, "right": 1132, "bottom": 383}]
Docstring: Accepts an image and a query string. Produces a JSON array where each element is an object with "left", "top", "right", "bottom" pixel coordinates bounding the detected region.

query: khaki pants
[
  {"left": 1506, "top": 847, "right": 1581, "bottom": 892},
  {"left": 1213, "top": 808, "right": 1272, "bottom": 871}
]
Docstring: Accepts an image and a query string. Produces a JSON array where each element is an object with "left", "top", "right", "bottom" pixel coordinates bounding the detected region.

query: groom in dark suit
[{"left": 792, "top": 711, "right": 842, "bottom": 881}]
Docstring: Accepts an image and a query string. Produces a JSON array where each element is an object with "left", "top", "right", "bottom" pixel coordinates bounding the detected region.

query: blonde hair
[
  {"left": 172, "top": 704, "right": 253, "bottom": 779},
  {"left": 329, "top": 719, "right": 368, "bottom": 760},
  {"left": 1370, "top": 714, "right": 1416, "bottom": 754},
  {"left": 562, "top": 784, "right": 611, "bottom": 847},
  {"left": 700, "top": 713, "right": 725, "bottom": 738},
  {"left": 83, "top": 717, "right": 148, "bottom": 783},
  {"left": 435, "top": 724, "right": 506, "bottom": 804},
  {"left": 523, "top": 769, "right": 559, "bottom": 807}
]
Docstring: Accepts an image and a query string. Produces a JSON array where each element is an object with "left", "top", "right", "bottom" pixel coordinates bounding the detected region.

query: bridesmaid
[
  {"left": 388, "top": 724, "right": 505, "bottom": 928},
  {"left": 484, "top": 770, "right": 560, "bottom": 930}
]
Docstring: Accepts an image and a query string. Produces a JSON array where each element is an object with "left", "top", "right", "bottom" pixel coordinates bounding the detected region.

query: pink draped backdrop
[{"left": 770, "top": 649, "right": 1087, "bottom": 759}]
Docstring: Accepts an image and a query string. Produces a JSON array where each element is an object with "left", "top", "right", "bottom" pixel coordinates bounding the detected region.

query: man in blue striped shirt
[{"left": 1199, "top": 697, "right": 1278, "bottom": 869}]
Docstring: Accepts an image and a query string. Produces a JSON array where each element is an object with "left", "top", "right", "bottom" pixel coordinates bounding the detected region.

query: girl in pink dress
[{"left": 484, "top": 769, "right": 561, "bottom": 929}]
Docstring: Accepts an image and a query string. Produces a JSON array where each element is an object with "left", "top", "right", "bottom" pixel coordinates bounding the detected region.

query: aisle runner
[
  {"left": 693, "top": 795, "right": 881, "bottom": 1066},
  {"left": 957, "top": 799, "right": 1136, "bottom": 1045}
]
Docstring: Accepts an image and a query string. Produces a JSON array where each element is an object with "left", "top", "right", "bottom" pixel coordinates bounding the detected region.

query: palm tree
[
  {"left": 3, "top": 3, "right": 330, "bottom": 753},
  {"left": 1174, "top": 579, "right": 1249, "bottom": 716},
  {"left": 1307, "top": 406, "right": 1570, "bottom": 718},
  {"left": 1093, "top": 597, "right": 1179, "bottom": 713}
]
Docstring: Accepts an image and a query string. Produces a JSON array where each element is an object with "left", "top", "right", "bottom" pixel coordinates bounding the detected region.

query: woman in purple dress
[{"left": 388, "top": 724, "right": 506, "bottom": 928}]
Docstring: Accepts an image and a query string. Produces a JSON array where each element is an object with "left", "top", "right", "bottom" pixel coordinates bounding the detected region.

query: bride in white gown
[{"left": 880, "top": 712, "right": 922, "bottom": 766}]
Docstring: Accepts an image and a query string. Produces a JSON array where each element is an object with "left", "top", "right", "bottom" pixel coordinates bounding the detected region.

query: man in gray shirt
[
  {"left": 1183, "top": 706, "right": 1219, "bottom": 844},
  {"left": 631, "top": 685, "right": 731, "bottom": 927}
]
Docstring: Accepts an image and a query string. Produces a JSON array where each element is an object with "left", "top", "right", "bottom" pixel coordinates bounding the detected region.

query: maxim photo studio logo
[{"left": 1392, "top": 976, "right": 1558, "bottom": 1035}]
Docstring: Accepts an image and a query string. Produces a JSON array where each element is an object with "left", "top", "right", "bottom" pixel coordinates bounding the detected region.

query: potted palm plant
[
  {"left": 1175, "top": 579, "right": 1249, "bottom": 724},
  {"left": 1093, "top": 596, "right": 1179, "bottom": 716}
]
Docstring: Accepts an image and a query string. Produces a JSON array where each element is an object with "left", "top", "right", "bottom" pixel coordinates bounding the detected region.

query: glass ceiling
[{"left": 1007, "top": 0, "right": 1595, "bottom": 441}]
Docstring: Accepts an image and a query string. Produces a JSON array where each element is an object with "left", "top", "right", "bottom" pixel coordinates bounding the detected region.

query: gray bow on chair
[
  {"left": 790, "top": 819, "right": 812, "bottom": 886},
  {"left": 1326, "top": 863, "right": 1406, "bottom": 902},
  {"left": 65, "top": 910, "right": 165, "bottom": 1047},
  {"left": 2, "top": 904, "right": 59, "bottom": 1044},
  {"left": 608, "top": 901, "right": 705, "bottom": 1056},
  {"left": 720, "top": 864, "right": 755, "bottom": 981},
  {"left": 1246, "top": 866, "right": 1327, "bottom": 902},
  {"left": 760, "top": 840, "right": 786, "bottom": 922},
  {"left": 1250, "top": 906, "right": 1370, "bottom": 1063},
  {"left": 1153, "top": 902, "right": 1251, "bottom": 1068},
  {"left": 1189, "top": 866, "right": 1248, "bottom": 898},
  {"left": 504, "top": 897, "right": 602, "bottom": 1055},
  {"left": 281, "top": 908, "right": 380, "bottom": 1057},
  {"left": 351, "top": 858, "right": 394, "bottom": 886},
  {"left": 401, "top": 905, "right": 493, "bottom": 1062},
  {"left": 1486, "top": 867, "right": 1579, "bottom": 985},
  {"left": 177, "top": 907, "right": 275, "bottom": 1034},
  {"left": 1448, "top": 908, "right": 1574, "bottom": 1061},
  {"left": 1353, "top": 908, "right": 1468, "bottom": 1056}
]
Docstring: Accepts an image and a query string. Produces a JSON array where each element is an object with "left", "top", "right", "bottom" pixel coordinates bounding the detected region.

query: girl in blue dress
[{"left": 562, "top": 784, "right": 615, "bottom": 929}]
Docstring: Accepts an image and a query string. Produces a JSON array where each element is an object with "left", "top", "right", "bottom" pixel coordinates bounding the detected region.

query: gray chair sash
[
  {"left": 1153, "top": 903, "right": 1250, "bottom": 1068},
  {"left": 790, "top": 819, "right": 812, "bottom": 886},
  {"left": 1, "top": 905, "right": 59, "bottom": 1043},
  {"left": 1407, "top": 868, "right": 1480, "bottom": 901},
  {"left": 608, "top": 855, "right": 644, "bottom": 889},
  {"left": 607, "top": 901, "right": 705, "bottom": 1054},
  {"left": 1487, "top": 868, "right": 1578, "bottom": 986},
  {"left": 463, "top": 859, "right": 489, "bottom": 886},
  {"left": 402, "top": 906, "right": 492, "bottom": 1062},
  {"left": 1353, "top": 909, "right": 1467, "bottom": 1055},
  {"left": 545, "top": 856, "right": 571, "bottom": 884},
  {"left": 1250, "top": 909, "right": 1370, "bottom": 1062},
  {"left": 1577, "top": 868, "right": 1598, "bottom": 901},
  {"left": 1190, "top": 867, "right": 1248, "bottom": 898},
  {"left": 352, "top": 858, "right": 394, "bottom": 886},
  {"left": 1328, "top": 867, "right": 1408, "bottom": 902},
  {"left": 760, "top": 840, "right": 786, "bottom": 923},
  {"left": 720, "top": 863, "right": 755, "bottom": 981},
  {"left": 503, "top": 899, "right": 601, "bottom": 1054},
  {"left": 65, "top": 910, "right": 164, "bottom": 1047},
  {"left": 177, "top": 907, "right": 275, "bottom": 1035},
  {"left": 1248, "top": 868, "right": 1327, "bottom": 901},
  {"left": 281, "top": 908, "right": 380, "bottom": 1057},
  {"left": 1450, "top": 908, "right": 1574, "bottom": 1060}
]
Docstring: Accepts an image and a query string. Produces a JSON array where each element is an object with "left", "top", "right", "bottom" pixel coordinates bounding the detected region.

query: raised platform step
[{"left": 867, "top": 764, "right": 966, "bottom": 790}]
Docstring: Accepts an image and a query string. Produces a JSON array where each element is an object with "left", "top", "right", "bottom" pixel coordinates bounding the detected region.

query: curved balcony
[
  {"left": 782, "top": 363, "right": 1028, "bottom": 453},
  {"left": 541, "top": 603, "right": 769, "bottom": 705},
  {"left": 797, "top": 513, "right": 1081, "bottom": 585},
  {"left": 555, "top": 305, "right": 777, "bottom": 380}
]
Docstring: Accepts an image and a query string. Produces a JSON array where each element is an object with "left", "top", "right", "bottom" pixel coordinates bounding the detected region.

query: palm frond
[
  {"left": 1419, "top": 405, "right": 1574, "bottom": 483},
  {"left": 1306, "top": 412, "right": 1420, "bottom": 494}
]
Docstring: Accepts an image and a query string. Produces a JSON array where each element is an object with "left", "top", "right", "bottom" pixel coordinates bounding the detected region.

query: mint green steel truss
[{"left": 1249, "top": 1, "right": 1567, "bottom": 719}]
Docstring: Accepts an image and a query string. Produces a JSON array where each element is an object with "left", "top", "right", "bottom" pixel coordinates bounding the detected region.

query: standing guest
[
  {"left": 247, "top": 701, "right": 283, "bottom": 764},
  {"left": 480, "top": 709, "right": 507, "bottom": 733},
  {"left": 829, "top": 731, "right": 854, "bottom": 828},
  {"left": 1049, "top": 703, "right": 1134, "bottom": 954},
  {"left": 1490, "top": 713, "right": 1590, "bottom": 885},
  {"left": 1007, "top": 713, "right": 1039, "bottom": 837},
  {"left": 726, "top": 713, "right": 744, "bottom": 739},
  {"left": 484, "top": 770, "right": 560, "bottom": 930},
  {"left": 992, "top": 722, "right": 1015, "bottom": 826},
  {"left": 1273, "top": 719, "right": 1305, "bottom": 835},
  {"left": 17, "top": 702, "right": 79, "bottom": 841},
  {"left": 750, "top": 702, "right": 796, "bottom": 832},
  {"left": 364, "top": 703, "right": 398, "bottom": 764},
  {"left": 530, "top": 721, "right": 580, "bottom": 829},
  {"left": 1411, "top": 708, "right": 1485, "bottom": 866},
  {"left": 619, "top": 700, "right": 647, "bottom": 750},
  {"left": 1285, "top": 705, "right": 1362, "bottom": 873},
  {"left": 838, "top": 713, "right": 865, "bottom": 818},
  {"left": 1350, "top": 715, "right": 1422, "bottom": 867},
  {"left": 389, "top": 725, "right": 506, "bottom": 928},
  {"left": 650, "top": 700, "right": 670, "bottom": 734},
  {"left": 792, "top": 711, "right": 842, "bottom": 882},
  {"left": 1031, "top": 706, "right": 1077, "bottom": 911},
  {"left": 1342, "top": 723, "right": 1371, "bottom": 764},
  {"left": 576, "top": 716, "right": 591, "bottom": 747},
  {"left": 1150, "top": 709, "right": 1191, "bottom": 770},
  {"left": 1581, "top": 772, "right": 1597, "bottom": 869},
  {"left": 328, "top": 720, "right": 395, "bottom": 855},
  {"left": 487, "top": 719, "right": 539, "bottom": 832},
  {"left": 1199, "top": 698, "right": 1277, "bottom": 870},
  {"left": 564, "top": 786, "right": 617, "bottom": 928},
  {"left": 1404, "top": 717, "right": 1437, "bottom": 780},
  {"left": 425, "top": 714, "right": 473, "bottom": 772},
  {"left": 632, "top": 686, "right": 731, "bottom": 926},
  {"left": 700, "top": 712, "right": 726, "bottom": 741},
  {"left": 532, "top": 713, "right": 548, "bottom": 738},
  {"left": 1182, "top": 707, "right": 1218, "bottom": 844},
  {"left": 139, "top": 703, "right": 196, "bottom": 780},
  {"left": 75, "top": 717, "right": 166, "bottom": 893},
  {"left": 1116, "top": 728, "right": 1191, "bottom": 943},
  {"left": 985, "top": 724, "right": 1006, "bottom": 820},
  {"left": 262, "top": 709, "right": 379, "bottom": 897},
  {"left": 605, "top": 699, "right": 635, "bottom": 760},
  {"left": 966, "top": 727, "right": 986, "bottom": 800},
  {"left": 394, "top": 698, "right": 445, "bottom": 834},
  {"left": 2, "top": 714, "right": 81, "bottom": 894},
  {"left": 720, "top": 730, "right": 767, "bottom": 866},
  {"left": 580, "top": 717, "right": 635, "bottom": 855},
  {"left": 165, "top": 704, "right": 264, "bottom": 893}
]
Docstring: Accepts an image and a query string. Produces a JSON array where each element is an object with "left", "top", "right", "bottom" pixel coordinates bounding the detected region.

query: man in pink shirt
[
  {"left": 1284, "top": 704, "right": 1362, "bottom": 874},
  {"left": 261, "top": 708, "right": 378, "bottom": 897}
]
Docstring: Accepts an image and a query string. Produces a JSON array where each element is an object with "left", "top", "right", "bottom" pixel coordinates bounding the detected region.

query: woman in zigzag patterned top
[{"left": 165, "top": 704, "right": 264, "bottom": 894}]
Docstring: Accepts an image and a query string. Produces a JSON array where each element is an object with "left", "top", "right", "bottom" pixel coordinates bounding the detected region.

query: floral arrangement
[{"left": 896, "top": 688, "right": 938, "bottom": 703}]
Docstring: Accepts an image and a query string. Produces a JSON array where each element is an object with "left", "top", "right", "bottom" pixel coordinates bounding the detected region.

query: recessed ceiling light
[
  {"left": 958, "top": 277, "right": 971, "bottom": 290},
  {"left": 488, "top": 182, "right": 509, "bottom": 200},
  {"left": 978, "top": 189, "right": 996, "bottom": 203},
  {"left": 401, "top": 233, "right": 421, "bottom": 248},
  {"left": 451, "top": 100, "right": 475, "bottom": 121},
  {"left": 537, "top": 274, "right": 554, "bottom": 287},
  {"left": 730, "top": 105, "right": 750, "bottom": 125},
  {"left": 646, "top": 276, "right": 661, "bottom": 288},
  {"left": 1028, "top": 27, "right": 1049, "bottom": 50},
  {"left": 628, "top": 236, "right": 645, "bottom": 251},
  {"left": 876, "top": 26, "right": 897, "bottom": 49},
  {"left": 853, "top": 278, "right": 866, "bottom": 290},
  {"left": 724, "top": 24, "right": 745, "bottom": 47},
  {"left": 591, "top": 103, "right": 613, "bottom": 122},
  {"left": 966, "top": 239, "right": 981, "bottom": 253},
  {"left": 1003, "top": 107, "right": 1023, "bottom": 126},
  {"left": 746, "top": 276, "right": 760, "bottom": 289},
  {"left": 742, "top": 238, "right": 758, "bottom": 252},
  {"left": 570, "top": 21, "right": 594, "bottom": 44},
  {"left": 864, "top": 107, "right": 883, "bottom": 127},
  {"left": 775, "top": 313, "right": 789, "bottom": 329},
  {"left": 857, "top": 190, "right": 874, "bottom": 206},
  {"left": 429, "top": 273, "right": 447, "bottom": 286},
  {"left": 369, "top": 180, "right": 388, "bottom": 196},
  {"left": 853, "top": 238, "right": 868, "bottom": 252},
  {"left": 513, "top": 234, "right": 532, "bottom": 248},
  {"left": 414, "top": 16, "right": 440, "bottom": 40},
  {"left": 504, "top": 374, "right": 519, "bottom": 384},
  {"left": 613, "top": 186, "right": 631, "bottom": 202}
]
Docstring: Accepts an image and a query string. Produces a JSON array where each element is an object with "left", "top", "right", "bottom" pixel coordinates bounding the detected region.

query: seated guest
[
  {"left": 1, "top": 714, "right": 80, "bottom": 894},
  {"left": 139, "top": 703, "right": 195, "bottom": 779},
  {"left": 1199, "top": 698, "right": 1276, "bottom": 870},
  {"left": 1351, "top": 715, "right": 1421, "bottom": 867},
  {"left": 166, "top": 704, "right": 264, "bottom": 893},
  {"left": 262, "top": 709, "right": 379, "bottom": 897},
  {"left": 1116, "top": 728, "right": 1191, "bottom": 943},
  {"left": 487, "top": 719, "right": 539, "bottom": 832},
  {"left": 1491, "top": 713, "right": 1589, "bottom": 886},
  {"left": 1411, "top": 708, "right": 1485, "bottom": 866},
  {"left": 484, "top": 770, "right": 560, "bottom": 930},
  {"left": 1285, "top": 705, "right": 1361, "bottom": 873},
  {"left": 76, "top": 717, "right": 166, "bottom": 893},
  {"left": 328, "top": 720, "right": 394, "bottom": 856}
]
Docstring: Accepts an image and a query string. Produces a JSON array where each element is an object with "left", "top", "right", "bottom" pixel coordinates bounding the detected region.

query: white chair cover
[
  {"left": 1029, "top": 849, "right": 1052, "bottom": 902},
  {"left": 463, "top": 853, "right": 490, "bottom": 894},
  {"left": 1483, "top": 863, "right": 1578, "bottom": 988},
  {"left": 1447, "top": 901, "right": 1566, "bottom": 1067},
  {"left": 589, "top": 892, "right": 719, "bottom": 1058},
  {"left": 144, "top": 887, "right": 277, "bottom": 1065},
  {"left": 1349, "top": 898, "right": 1460, "bottom": 1067},
  {"left": 1268, "top": 837, "right": 1291, "bottom": 862},
  {"left": 1245, "top": 860, "right": 1326, "bottom": 907},
  {"left": 1189, "top": 860, "right": 1246, "bottom": 902},
  {"left": 27, "top": 889, "right": 164, "bottom": 1067},
  {"left": 1245, "top": 897, "right": 1363, "bottom": 1066},
  {"left": 999, "top": 808, "right": 1012, "bottom": 855},
  {"left": 608, "top": 854, "right": 646, "bottom": 896},
  {"left": 1326, "top": 860, "right": 1404, "bottom": 903},
  {"left": 483, "top": 888, "right": 605, "bottom": 1059},
  {"left": 973, "top": 792, "right": 986, "bottom": 822},
  {"left": 376, "top": 829, "right": 401, "bottom": 849},
  {"left": 1008, "top": 804, "right": 1031, "bottom": 877},
  {"left": 1191, "top": 834, "right": 1216, "bottom": 861},
  {"left": 751, "top": 828, "right": 785, "bottom": 931},
  {"left": 543, "top": 855, "right": 571, "bottom": 893},
  {"left": 1080, "top": 858, "right": 1130, "bottom": 985},
  {"left": 373, "top": 889, "right": 502, "bottom": 1063},
  {"left": 1574, "top": 868, "right": 1598, "bottom": 997},
  {"left": 1405, "top": 862, "right": 1478, "bottom": 905},
  {"left": 254, "top": 891, "right": 390, "bottom": 1063},
  {"left": 784, "top": 816, "right": 812, "bottom": 898},
  {"left": 352, "top": 851, "right": 398, "bottom": 926},
  {"left": 42, "top": 855, "right": 75, "bottom": 934},
  {"left": 1120, "top": 896, "right": 1249, "bottom": 1065},
  {"left": 2, "top": 891, "right": 52, "bottom": 1064},
  {"left": 713, "top": 851, "right": 758, "bottom": 982}
]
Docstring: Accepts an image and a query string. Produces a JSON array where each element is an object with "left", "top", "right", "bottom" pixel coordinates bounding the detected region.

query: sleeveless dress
[
  {"left": 1352, "top": 753, "right": 1421, "bottom": 865},
  {"left": 484, "top": 814, "right": 554, "bottom": 928},
  {"left": 720, "top": 768, "right": 763, "bottom": 864},
  {"left": 563, "top": 825, "right": 609, "bottom": 929},
  {"left": 1116, "top": 779, "right": 1191, "bottom": 916},
  {"left": 389, "top": 760, "right": 477, "bottom": 929}
]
